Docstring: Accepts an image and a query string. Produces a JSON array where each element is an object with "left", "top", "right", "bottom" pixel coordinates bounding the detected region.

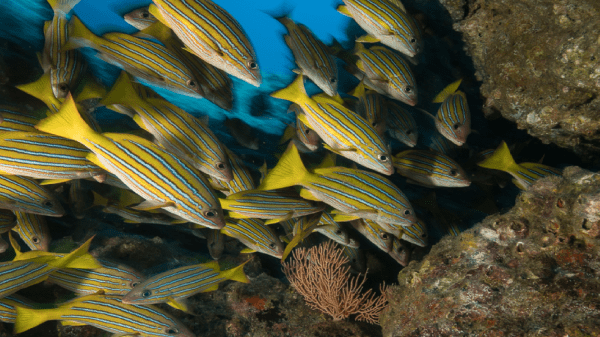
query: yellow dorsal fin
[
  {"left": 432, "top": 79, "right": 462, "bottom": 103},
  {"left": 477, "top": 141, "right": 520, "bottom": 174},
  {"left": 270, "top": 75, "right": 308, "bottom": 105}
]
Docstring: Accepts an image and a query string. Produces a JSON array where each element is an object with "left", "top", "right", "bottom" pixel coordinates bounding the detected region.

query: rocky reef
[
  {"left": 436, "top": 0, "right": 600, "bottom": 162},
  {"left": 380, "top": 166, "right": 600, "bottom": 336}
]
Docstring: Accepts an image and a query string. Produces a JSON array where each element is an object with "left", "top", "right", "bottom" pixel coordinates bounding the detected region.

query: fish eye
[
  {"left": 43, "top": 200, "right": 54, "bottom": 207},
  {"left": 404, "top": 86, "right": 413, "bottom": 93},
  {"left": 248, "top": 60, "right": 258, "bottom": 70},
  {"left": 141, "top": 11, "right": 150, "bottom": 19},
  {"left": 404, "top": 209, "right": 411, "bottom": 215},
  {"left": 204, "top": 209, "right": 217, "bottom": 217},
  {"left": 142, "top": 290, "right": 152, "bottom": 297},
  {"left": 58, "top": 83, "right": 69, "bottom": 92},
  {"left": 382, "top": 233, "right": 389, "bottom": 240},
  {"left": 410, "top": 38, "right": 417, "bottom": 44},
  {"left": 453, "top": 123, "right": 460, "bottom": 130},
  {"left": 422, "top": 233, "right": 427, "bottom": 238},
  {"left": 216, "top": 162, "right": 226, "bottom": 170},
  {"left": 130, "top": 282, "right": 139, "bottom": 288},
  {"left": 305, "top": 129, "right": 310, "bottom": 134},
  {"left": 450, "top": 169, "right": 458, "bottom": 176},
  {"left": 330, "top": 78, "right": 337, "bottom": 84},
  {"left": 406, "top": 130, "right": 412, "bottom": 135},
  {"left": 165, "top": 327, "right": 179, "bottom": 335},
  {"left": 269, "top": 242, "right": 276, "bottom": 248},
  {"left": 397, "top": 246, "right": 404, "bottom": 252},
  {"left": 378, "top": 154, "right": 388, "bottom": 162},
  {"left": 335, "top": 229, "right": 342, "bottom": 235},
  {"left": 187, "top": 79, "right": 197, "bottom": 88},
  {"left": 32, "top": 237, "right": 40, "bottom": 244},
  {"left": 373, "top": 122, "right": 378, "bottom": 127}
]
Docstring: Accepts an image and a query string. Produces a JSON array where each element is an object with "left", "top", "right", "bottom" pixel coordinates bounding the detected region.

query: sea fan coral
[{"left": 282, "top": 241, "right": 388, "bottom": 324}]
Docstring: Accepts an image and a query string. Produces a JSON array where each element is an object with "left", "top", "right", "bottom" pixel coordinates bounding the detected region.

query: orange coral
[
  {"left": 244, "top": 296, "right": 266, "bottom": 311},
  {"left": 282, "top": 241, "right": 388, "bottom": 324}
]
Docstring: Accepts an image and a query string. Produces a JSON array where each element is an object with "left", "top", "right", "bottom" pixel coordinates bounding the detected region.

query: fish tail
[
  {"left": 477, "top": 141, "right": 519, "bottom": 173},
  {"left": 48, "top": 236, "right": 100, "bottom": 269},
  {"left": 64, "top": 15, "right": 98, "bottom": 51},
  {"left": 15, "top": 73, "right": 55, "bottom": 107},
  {"left": 221, "top": 259, "right": 250, "bottom": 284},
  {"left": 35, "top": 93, "right": 97, "bottom": 144},
  {"left": 348, "top": 80, "right": 365, "bottom": 98},
  {"left": 257, "top": 143, "right": 309, "bottom": 191},
  {"left": 99, "top": 72, "right": 142, "bottom": 108},
  {"left": 14, "top": 306, "right": 56, "bottom": 334},
  {"left": 270, "top": 75, "right": 308, "bottom": 105},
  {"left": 432, "top": 78, "right": 462, "bottom": 103},
  {"left": 47, "top": 0, "right": 81, "bottom": 13}
]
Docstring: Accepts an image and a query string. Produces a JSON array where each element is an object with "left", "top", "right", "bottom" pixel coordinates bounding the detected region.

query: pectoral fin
[
  {"left": 356, "top": 35, "right": 380, "bottom": 44},
  {"left": 336, "top": 5, "right": 352, "bottom": 17},
  {"left": 240, "top": 248, "right": 256, "bottom": 254},
  {"left": 166, "top": 297, "right": 191, "bottom": 313},
  {"left": 130, "top": 200, "right": 175, "bottom": 211}
]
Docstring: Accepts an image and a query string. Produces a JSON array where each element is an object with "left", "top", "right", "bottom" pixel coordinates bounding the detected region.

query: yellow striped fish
[
  {"left": 389, "top": 236, "right": 410, "bottom": 266},
  {"left": 288, "top": 103, "right": 321, "bottom": 151},
  {"left": 35, "top": 94, "right": 225, "bottom": 229},
  {"left": 259, "top": 143, "right": 415, "bottom": 227},
  {"left": 386, "top": 101, "right": 418, "bottom": 147},
  {"left": 123, "top": 6, "right": 156, "bottom": 30},
  {"left": 393, "top": 150, "right": 471, "bottom": 187},
  {"left": 101, "top": 72, "right": 233, "bottom": 182},
  {"left": 0, "top": 295, "right": 34, "bottom": 324},
  {"left": 277, "top": 16, "right": 338, "bottom": 96},
  {"left": 432, "top": 79, "right": 471, "bottom": 146},
  {"left": 137, "top": 21, "right": 234, "bottom": 110},
  {"left": 149, "top": 0, "right": 261, "bottom": 87},
  {"left": 12, "top": 211, "right": 50, "bottom": 251},
  {"left": 41, "top": 0, "right": 86, "bottom": 99},
  {"left": 353, "top": 43, "right": 417, "bottom": 106},
  {"left": 47, "top": 258, "right": 145, "bottom": 296},
  {"left": 398, "top": 218, "right": 427, "bottom": 247},
  {"left": 65, "top": 15, "right": 204, "bottom": 98},
  {"left": 122, "top": 260, "right": 248, "bottom": 312},
  {"left": 208, "top": 149, "right": 255, "bottom": 195},
  {"left": 0, "top": 131, "right": 106, "bottom": 181},
  {"left": 92, "top": 191, "right": 186, "bottom": 225},
  {"left": 220, "top": 218, "right": 284, "bottom": 258},
  {"left": 0, "top": 174, "right": 64, "bottom": 216},
  {"left": 350, "top": 218, "right": 393, "bottom": 252},
  {"left": 220, "top": 189, "right": 325, "bottom": 224},
  {"left": 350, "top": 81, "right": 387, "bottom": 137},
  {"left": 313, "top": 213, "right": 359, "bottom": 248},
  {"left": 477, "top": 141, "right": 561, "bottom": 190},
  {"left": 14, "top": 294, "right": 194, "bottom": 337},
  {"left": 0, "top": 105, "right": 46, "bottom": 133},
  {"left": 271, "top": 75, "right": 393, "bottom": 175},
  {"left": 337, "top": 0, "right": 422, "bottom": 57},
  {"left": 0, "top": 234, "right": 100, "bottom": 298}
]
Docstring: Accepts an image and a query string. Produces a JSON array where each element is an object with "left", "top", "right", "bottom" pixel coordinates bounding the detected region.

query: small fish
[
  {"left": 277, "top": 16, "right": 338, "bottom": 96},
  {"left": 258, "top": 143, "right": 416, "bottom": 227},
  {"left": 224, "top": 117, "right": 260, "bottom": 150},
  {"left": 12, "top": 211, "right": 50, "bottom": 251},
  {"left": 101, "top": 72, "right": 233, "bottom": 182},
  {"left": 337, "top": 0, "right": 422, "bottom": 58},
  {"left": 92, "top": 191, "right": 186, "bottom": 225},
  {"left": 122, "top": 260, "right": 249, "bottom": 312},
  {"left": 208, "top": 149, "right": 255, "bottom": 196},
  {"left": 389, "top": 236, "right": 410, "bottom": 266},
  {"left": 149, "top": 0, "right": 261, "bottom": 87},
  {"left": 14, "top": 294, "right": 194, "bottom": 337},
  {"left": 313, "top": 212, "right": 359, "bottom": 248},
  {"left": 271, "top": 75, "right": 393, "bottom": 175},
  {"left": 0, "top": 174, "right": 64, "bottom": 216},
  {"left": 477, "top": 141, "right": 561, "bottom": 190},
  {"left": 282, "top": 103, "right": 321, "bottom": 152},
  {"left": 123, "top": 6, "right": 155, "bottom": 30},
  {"left": 352, "top": 43, "right": 417, "bottom": 106},
  {"left": 220, "top": 218, "right": 284, "bottom": 258},
  {"left": 393, "top": 150, "right": 471, "bottom": 187},
  {"left": 0, "top": 295, "right": 35, "bottom": 324},
  {"left": 136, "top": 21, "right": 233, "bottom": 110},
  {"left": 349, "top": 81, "right": 388, "bottom": 137},
  {"left": 386, "top": 101, "right": 418, "bottom": 147},
  {"left": 350, "top": 218, "right": 393, "bottom": 253},
  {"left": 47, "top": 258, "right": 145, "bottom": 296},
  {"left": 35, "top": 94, "right": 225, "bottom": 229},
  {"left": 0, "top": 105, "right": 46, "bottom": 133},
  {"left": 220, "top": 189, "right": 325, "bottom": 224},
  {"left": 0, "top": 131, "right": 107, "bottom": 182},
  {"left": 65, "top": 16, "right": 204, "bottom": 98},
  {"left": 41, "top": 0, "right": 86, "bottom": 99},
  {"left": 0, "top": 234, "right": 100, "bottom": 298},
  {"left": 206, "top": 228, "right": 224, "bottom": 260},
  {"left": 432, "top": 79, "right": 471, "bottom": 146}
]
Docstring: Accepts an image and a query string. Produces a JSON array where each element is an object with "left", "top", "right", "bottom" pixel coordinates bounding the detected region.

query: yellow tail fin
[
  {"left": 477, "top": 141, "right": 519, "bottom": 174},
  {"left": 16, "top": 73, "right": 60, "bottom": 110},
  {"left": 270, "top": 75, "right": 308, "bottom": 105},
  {"left": 48, "top": 236, "right": 101, "bottom": 269},
  {"left": 256, "top": 143, "right": 309, "bottom": 191},
  {"left": 74, "top": 75, "right": 107, "bottom": 102},
  {"left": 47, "top": 0, "right": 82, "bottom": 13},
  {"left": 14, "top": 306, "right": 56, "bottom": 334},
  {"left": 35, "top": 93, "right": 98, "bottom": 144},
  {"left": 348, "top": 80, "right": 366, "bottom": 98},
  {"left": 64, "top": 15, "right": 100, "bottom": 51},
  {"left": 220, "top": 259, "right": 251, "bottom": 284},
  {"left": 432, "top": 78, "right": 462, "bottom": 103},
  {"left": 99, "top": 71, "right": 143, "bottom": 108}
]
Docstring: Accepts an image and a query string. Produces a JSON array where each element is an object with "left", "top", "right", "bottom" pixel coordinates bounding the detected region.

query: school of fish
[{"left": 0, "top": 0, "right": 564, "bottom": 335}]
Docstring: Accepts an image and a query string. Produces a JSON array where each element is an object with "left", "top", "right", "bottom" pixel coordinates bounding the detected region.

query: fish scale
[
  {"left": 435, "top": 91, "right": 471, "bottom": 146},
  {"left": 13, "top": 211, "right": 50, "bottom": 251},
  {"left": 0, "top": 174, "right": 64, "bottom": 216},
  {"left": 393, "top": 149, "right": 471, "bottom": 187}
]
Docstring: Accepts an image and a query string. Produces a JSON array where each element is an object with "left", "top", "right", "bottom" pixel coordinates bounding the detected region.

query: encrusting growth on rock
[{"left": 282, "top": 240, "right": 388, "bottom": 324}]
